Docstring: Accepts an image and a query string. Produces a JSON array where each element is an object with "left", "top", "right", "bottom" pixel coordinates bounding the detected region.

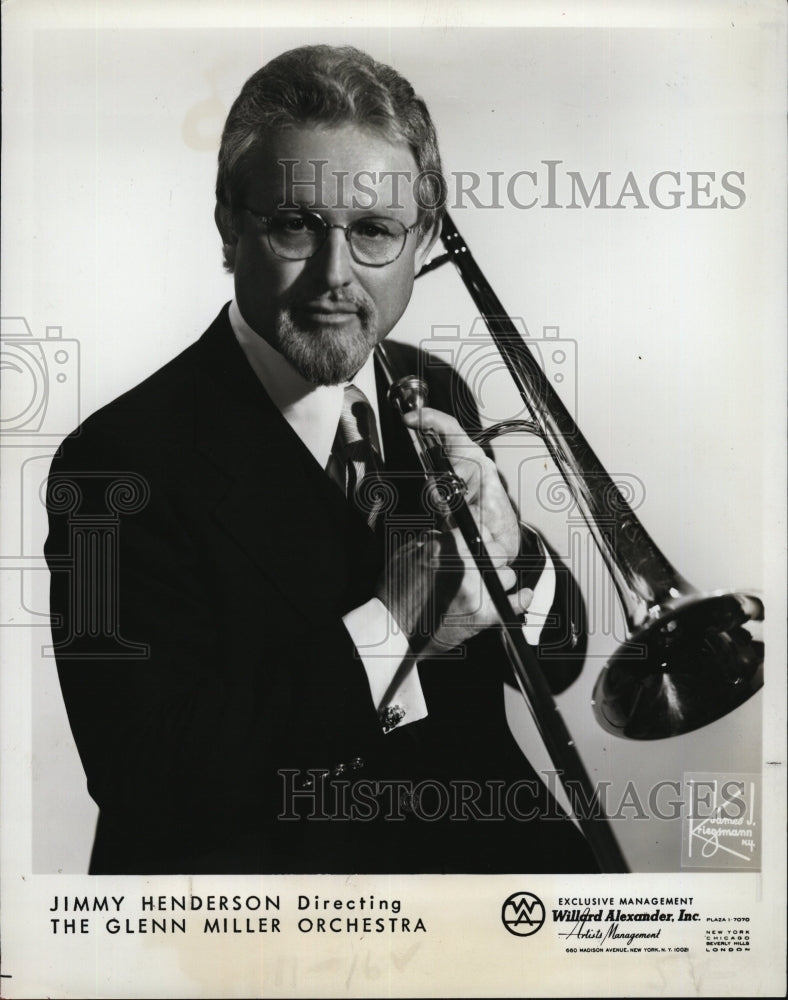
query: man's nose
[{"left": 317, "top": 227, "right": 353, "bottom": 289}]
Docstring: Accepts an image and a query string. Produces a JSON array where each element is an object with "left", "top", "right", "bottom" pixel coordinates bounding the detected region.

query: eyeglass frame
[{"left": 242, "top": 207, "right": 421, "bottom": 268}]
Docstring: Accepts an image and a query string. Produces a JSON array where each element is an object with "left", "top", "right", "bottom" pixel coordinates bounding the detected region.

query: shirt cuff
[
  {"left": 343, "top": 539, "right": 555, "bottom": 730},
  {"left": 521, "top": 533, "right": 556, "bottom": 646},
  {"left": 342, "top": 598, "right": 429, "bottom": 732}
]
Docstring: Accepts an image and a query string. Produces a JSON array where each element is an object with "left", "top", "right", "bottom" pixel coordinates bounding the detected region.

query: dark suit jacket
[{"left": 45, "top": 305, "right": 595, "bottom": 874}]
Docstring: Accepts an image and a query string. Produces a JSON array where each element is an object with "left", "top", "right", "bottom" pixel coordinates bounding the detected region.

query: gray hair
[{"left": 215, "top": 45, "right": 445, "bottom": 269}]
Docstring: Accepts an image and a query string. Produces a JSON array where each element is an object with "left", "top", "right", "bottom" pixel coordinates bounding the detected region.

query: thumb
[{"left": 509, "top": 587, "right": 534, "bottom": 619}]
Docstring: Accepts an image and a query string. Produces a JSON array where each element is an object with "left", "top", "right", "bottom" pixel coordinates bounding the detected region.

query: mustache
[{"left": 291, "top": 292, "right": 376, "bottom": 322}]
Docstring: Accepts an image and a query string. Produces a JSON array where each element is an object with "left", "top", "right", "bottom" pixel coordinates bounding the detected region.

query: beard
[{"left": 272, "top": 297, "right": 380, "bottom": 385}]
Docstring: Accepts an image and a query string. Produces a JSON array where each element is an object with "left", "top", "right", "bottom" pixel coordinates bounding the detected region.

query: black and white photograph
[{"left": 1, "top": 1, "right": 785, "bottom": 997}]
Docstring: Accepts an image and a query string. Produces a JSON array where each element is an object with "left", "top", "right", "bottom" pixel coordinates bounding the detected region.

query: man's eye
[
  {"left": 275, "top": 216, "right": 309, "bottom": 233},
  {"left": 354, "top": 221, "right": 394, "bottom": 239}
]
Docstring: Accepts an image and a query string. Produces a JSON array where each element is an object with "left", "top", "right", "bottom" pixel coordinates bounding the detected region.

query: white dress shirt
[{"left": 228, "top": 300, "right": 555, "bottom": 731}]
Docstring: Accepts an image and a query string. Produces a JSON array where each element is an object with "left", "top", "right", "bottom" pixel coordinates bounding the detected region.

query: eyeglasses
[{"left": 243, "top": 208, "right": 419, "bottom": 267}]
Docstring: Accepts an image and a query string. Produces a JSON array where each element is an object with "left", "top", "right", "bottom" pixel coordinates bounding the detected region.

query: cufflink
[
  {"left": 379, "top": 704, "right": 406, "bottom": 733},
  {"left": 331, "top": 758, "right": 364, "bottom": 777},
  {"left": 297, "top": 771, "right": 328, "bottom": 790}
]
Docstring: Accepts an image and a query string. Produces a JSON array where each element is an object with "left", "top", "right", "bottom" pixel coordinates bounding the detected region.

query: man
[{"left": 45, "top": 45, "right": 596, "bottom": 874}]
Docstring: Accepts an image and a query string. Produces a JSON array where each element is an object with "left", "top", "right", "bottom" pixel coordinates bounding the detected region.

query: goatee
[{"left": 273, "top": 302, "right": 380, "bottom": 385}]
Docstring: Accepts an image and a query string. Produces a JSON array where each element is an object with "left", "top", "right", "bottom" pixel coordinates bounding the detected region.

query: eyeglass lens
[{"left": 267, "top": 213, "right": 407, "bottom": 264}]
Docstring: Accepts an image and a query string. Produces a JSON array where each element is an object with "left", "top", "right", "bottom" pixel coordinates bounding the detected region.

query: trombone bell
[{"left": 592, "top": 592, "right": 764, "bottom": 739}]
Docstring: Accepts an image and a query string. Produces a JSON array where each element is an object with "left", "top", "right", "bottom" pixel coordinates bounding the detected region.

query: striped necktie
[{"left": 329, "top": 384, "right": 385, "bottom": 529}]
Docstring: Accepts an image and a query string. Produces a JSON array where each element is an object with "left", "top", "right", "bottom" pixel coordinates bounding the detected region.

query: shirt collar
[{"left": 228, "top": 299, "right": 382, "bottom": 468}]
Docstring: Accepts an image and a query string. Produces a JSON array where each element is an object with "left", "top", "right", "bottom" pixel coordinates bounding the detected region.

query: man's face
[{"left": 218, "top": 124, "right": 438, "bottom": 385}]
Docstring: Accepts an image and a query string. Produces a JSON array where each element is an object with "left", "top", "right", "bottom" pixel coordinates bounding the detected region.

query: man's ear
[
  {"left": 215, "top": 202, "right": 239, "bottom": 271},
  {"left": 413, "top": 217, "right": 442, "bottom": 275},
  {"left": 214, "top": 202, "right": 239, "bottom": 243}
]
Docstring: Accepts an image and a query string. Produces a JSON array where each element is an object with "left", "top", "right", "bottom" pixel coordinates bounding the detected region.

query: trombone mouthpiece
[{"left": 388, "top": 375, "right": 429, "bottom": 415}]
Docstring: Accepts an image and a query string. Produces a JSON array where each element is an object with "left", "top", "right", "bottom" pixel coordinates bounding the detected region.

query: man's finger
[
  {"left": 508, "top": 587, "right": 534, "bottom": 618},
  {"left": 401, "top": 407, "right": 487, "bottom": 463},
  {"left": 401, "top": 406, "right": 468, "bottom": 441},
  {"left": 453, "top": 530, "right": 510, "bottom": 568},
  {"left": 485, "top": 538, "right": 513, "bottom": 568}
]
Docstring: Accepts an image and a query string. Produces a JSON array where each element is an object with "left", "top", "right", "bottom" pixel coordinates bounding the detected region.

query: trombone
[{"left": 375, "top": 212, "right": 765, "bottom": 873}]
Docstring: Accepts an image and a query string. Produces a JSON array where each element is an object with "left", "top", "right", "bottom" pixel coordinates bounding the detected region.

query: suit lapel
[{"left": 191, "top": 308, "right": 381, "bottom": 623}]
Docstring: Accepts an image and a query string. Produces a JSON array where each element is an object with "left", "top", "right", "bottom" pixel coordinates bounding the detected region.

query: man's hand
[
  {"left": 376, "top": 407, "right": 530, "bottom": 657},
  {"left": 402, "top": 407, "right": 521, "bottom": 559}
]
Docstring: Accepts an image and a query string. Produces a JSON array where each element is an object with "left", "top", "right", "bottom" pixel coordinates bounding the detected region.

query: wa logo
[{"left": 501, "top": 891, "right": 545, "bottom": 937}]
